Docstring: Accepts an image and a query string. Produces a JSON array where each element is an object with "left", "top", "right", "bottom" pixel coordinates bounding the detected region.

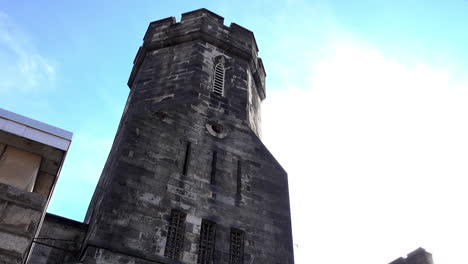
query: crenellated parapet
[{"left": 128, "top": 8, "right": 266, "bottom": 100}]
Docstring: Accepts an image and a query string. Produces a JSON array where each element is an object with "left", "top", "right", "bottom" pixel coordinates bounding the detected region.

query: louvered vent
[{"left": 213, "top": 63, "right": 225, "bottom": 96}]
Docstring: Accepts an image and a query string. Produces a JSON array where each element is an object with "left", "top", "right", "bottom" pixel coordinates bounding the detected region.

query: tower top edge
[
  {"left": 145, "top": 8, "right": 259, "bottom": 53},
  {"left": 182, "top": 8, "right": 225, "bottom": 23},
  {"left": 130, "top": 8, "right": 266, "bottom": 99}
]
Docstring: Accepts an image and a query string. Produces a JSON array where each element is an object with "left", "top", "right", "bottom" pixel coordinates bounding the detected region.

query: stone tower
[{"left": 81, "top": 9, "right": 294, "bottom": 264}]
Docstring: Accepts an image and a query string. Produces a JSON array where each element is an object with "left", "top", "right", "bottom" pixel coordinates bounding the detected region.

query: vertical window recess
[
  {"left": 182, "top": 142, "right": 191, "bottom": 176},
  {"left": 213, "top": 63, "right": 225, "bottom": 96},
  {"left": 210, "top": 151, "right": 217, "bottom": 185},
  {"left": 197, "top": 220, "right": 217, "bottom": 264},
  {"left": 164, "top": 210, "right": 187, "bottom": 260},
  {"left": 229, "top": 228, "right": 245, "bottom": 264},
  {"left": 236, "top": 160, "right": 242, "bottom": 194}
]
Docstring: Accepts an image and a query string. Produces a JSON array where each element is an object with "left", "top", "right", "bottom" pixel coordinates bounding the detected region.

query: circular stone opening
[
  {"left": 211, "top": 123, "right": 224, "bottom": 134},
  {"left": 206, "top": 121, "right": 228, "bottom": 139}
]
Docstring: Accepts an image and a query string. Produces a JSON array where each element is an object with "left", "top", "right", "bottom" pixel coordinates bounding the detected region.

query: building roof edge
[{"left": 0, "top": 108, "right": 73, "bottom": 141}]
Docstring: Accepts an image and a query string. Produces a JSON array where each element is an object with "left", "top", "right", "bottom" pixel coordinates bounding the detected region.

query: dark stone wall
[
  {"left": 389, "top": 248, "right": 434, "bottom": 264},
  {"left": 28, "top": 213, "right": 87, "bottom": 264},
  {"left": 82, "top": 8, "right": 294, "bottom": 264},
  {"left": 0, "top": 183, "right": 46, "bottom": 264}
]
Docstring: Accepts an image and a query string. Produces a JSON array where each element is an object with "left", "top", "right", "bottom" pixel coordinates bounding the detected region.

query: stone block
[{"left": 0, "top": 231, "right": 29, "bottom": 255}]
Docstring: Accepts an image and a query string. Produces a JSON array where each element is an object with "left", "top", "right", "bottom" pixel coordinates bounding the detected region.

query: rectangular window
[
  {"left": 164, "top": 210, "right": 186, "bottom": 260},
  {"left": 229, "top": 228, "right": 244, "bottom": 264},
  {"left": 0, "top": 145, "right": 41, "bottom": 192},
  {"left": 197, "top": 220, "right": 216, "bottom": 264}
]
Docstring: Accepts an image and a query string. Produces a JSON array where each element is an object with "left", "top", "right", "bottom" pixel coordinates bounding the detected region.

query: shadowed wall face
[{"left": 28, "top": 213, "right": 88, "bottom": 264}]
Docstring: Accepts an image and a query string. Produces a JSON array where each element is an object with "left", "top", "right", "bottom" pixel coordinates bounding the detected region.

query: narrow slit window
[
  {"left": 229, "top": 228, "right": 245, "bottom": 264},
  {"left": 164, "top": 210, "right": 186, "bottom": 260},
  {"left": 236, "top": 160, "right": 242, "bottom": 195},
  {"left": 210, "top": 151, "right": 217, "bottom": 185},
  {"left": 197, "top": 220, "right": 216, "bottom": 264},
  {"left": 182, "top": 142, "right": 191, "bottom": 176},
  {"left": 213, "top": 63, "right": 225, "bottom": 96}
]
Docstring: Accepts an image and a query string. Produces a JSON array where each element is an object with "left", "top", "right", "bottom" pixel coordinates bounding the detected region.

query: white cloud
[
  {"left": 262, "top": 36, "right": 468, "bottom": 264},
  {"left": 0, "top": 11, "right": 56, "bottom": 93}
]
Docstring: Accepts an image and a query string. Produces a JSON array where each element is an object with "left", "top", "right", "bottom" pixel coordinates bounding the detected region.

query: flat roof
[{"left": 0, "top": 108, "right": 72, "bottom": 151}]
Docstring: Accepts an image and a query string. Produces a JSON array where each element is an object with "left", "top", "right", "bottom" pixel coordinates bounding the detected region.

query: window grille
[
  {"left": 229, "top": 228, "right": 244, "bottom": 264},
  {"left": 213, "top": 63, "right": 225, "bottom": 96},
  {"left": 164, "top": 210, "right": 186, "bottom": 260},
  {"left": 197, "top": 220, "right": 217, "bottom": 264}
]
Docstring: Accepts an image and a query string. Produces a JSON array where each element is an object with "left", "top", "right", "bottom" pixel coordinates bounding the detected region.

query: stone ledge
[{"left": 0, "top": 183, "right": 46, "bottom": 210}]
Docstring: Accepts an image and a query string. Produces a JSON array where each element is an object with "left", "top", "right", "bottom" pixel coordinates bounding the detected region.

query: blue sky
[{"left": 1, "top": 1, "right": 468, "bottom": 264}]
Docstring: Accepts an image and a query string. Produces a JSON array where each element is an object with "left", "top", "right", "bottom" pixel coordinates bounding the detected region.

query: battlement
[
  {"left": 130, "top": 8, "right": 266, "bottom": 99},
  {"left": 143, "top": 8, "right": 259, "bottom": 55},
  {"left": 181, "top": 8, "right": 225, "bottom": 24}
]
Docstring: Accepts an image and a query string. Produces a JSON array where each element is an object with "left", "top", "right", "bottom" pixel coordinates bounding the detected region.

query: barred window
[
  {"left": 213, "top": 63, "right": 225, "bottom": 96},
  {"left": 229, "top": 228, "right": 244, "bottom": 264},
  {"left": 197, "top": 220, "right": 216, "bottom": 264},
  {"left": 164, "top": 210, "right": 186, "bottom": 260}
]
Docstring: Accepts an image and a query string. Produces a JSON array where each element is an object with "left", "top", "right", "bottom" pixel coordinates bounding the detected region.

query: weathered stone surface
[
  {"left": 0, "top": 204, "right": 41, "bottom": 234},
  {"left": 81, "top": 8, "right": 294, "bottom": 264},
  {"left": 28, "top": 213, "right": 88, "bottom": 264},
  {"left": 0, "top": 183, "right": 47, "bottom": 210},
  {"left": 0, "top": 231, "right": 29, "bottom": 254},
  {"left": 0, "top": 251, "right": 21, "bottom": 264},
  {"left": 0, "top": 183, "right": 46, "bottom": 262}
]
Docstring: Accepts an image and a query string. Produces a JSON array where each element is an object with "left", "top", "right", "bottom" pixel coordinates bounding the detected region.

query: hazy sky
[{"left": 1, "top": 1, "right": 468, "bottom": 263}]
